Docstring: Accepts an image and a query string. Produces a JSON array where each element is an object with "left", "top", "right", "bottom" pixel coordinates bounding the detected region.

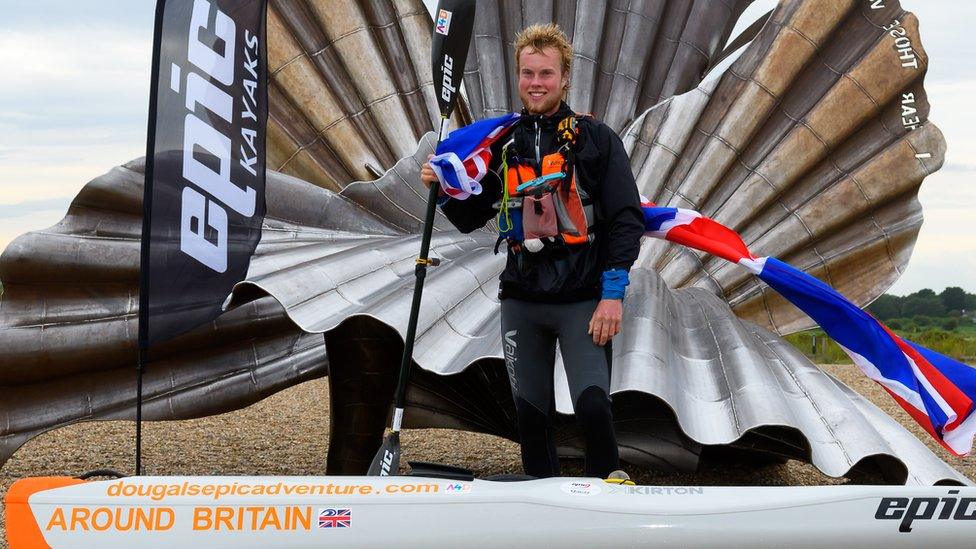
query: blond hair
[{"left": 514, "top": 23, "right": 573, "bottom": 79}]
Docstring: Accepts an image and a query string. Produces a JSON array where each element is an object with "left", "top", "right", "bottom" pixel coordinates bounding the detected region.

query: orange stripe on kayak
[{"left": 5, "top": 476, "right": 84, "bottom": 549}]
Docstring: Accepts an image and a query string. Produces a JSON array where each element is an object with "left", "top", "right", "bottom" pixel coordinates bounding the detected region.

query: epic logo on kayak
[
  {"left": 875, "top": 490, "right": 976, "bottom": 532},
  {"left": 172, "top": 0, "right": 261, "bottom": 273}
]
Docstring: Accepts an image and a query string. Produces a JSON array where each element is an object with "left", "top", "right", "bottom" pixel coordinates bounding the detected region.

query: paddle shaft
[
  {"left": 369, "top": 1, "right": 476, "bottom": 474},
  {"left": 390, "top": 119, "right": 449, "bottom": 432}
]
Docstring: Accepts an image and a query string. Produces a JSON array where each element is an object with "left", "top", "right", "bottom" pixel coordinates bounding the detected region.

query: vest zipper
[{"left": 534, "top": 119, "right": 540, "bottom": 167}]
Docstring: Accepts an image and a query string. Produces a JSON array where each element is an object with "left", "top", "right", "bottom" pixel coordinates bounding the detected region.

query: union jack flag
[
  {"left": 430, "top": 113, "right": 519, "bottom": 200},
  {"left": 318, "top": 508, "right": 351, "bottom": 528},
  {"left": 641, "top": 200, "right": 976, "bottom": 456}
]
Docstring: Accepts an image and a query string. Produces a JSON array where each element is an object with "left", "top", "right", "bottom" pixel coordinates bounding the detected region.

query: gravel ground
[{"left": 2, "top": 363, "right": 975, "bottom": 543}]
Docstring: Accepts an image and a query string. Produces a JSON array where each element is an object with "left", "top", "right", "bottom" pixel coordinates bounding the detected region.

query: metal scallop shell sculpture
[
  {"left": 627, "top": 2, "right": 941, "bottom": 335},
  {"left": 265, "top": 0, "right": 468, "bottom": 188},
  {"left": 0, "top": 0, "right": 968, "bottom": 485}
]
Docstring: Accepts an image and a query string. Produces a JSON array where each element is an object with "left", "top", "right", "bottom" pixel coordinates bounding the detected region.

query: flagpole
[
  {"left": 135, "top": 346, "right": 146, "bottom": 475},
  {"left": 136, "top": 0, "right": 167, "bottom": 477}
]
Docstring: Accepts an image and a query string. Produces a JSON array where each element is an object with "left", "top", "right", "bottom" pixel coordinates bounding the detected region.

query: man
[{"left": 421, "top": 23, "right": 644, "bottom": 478}]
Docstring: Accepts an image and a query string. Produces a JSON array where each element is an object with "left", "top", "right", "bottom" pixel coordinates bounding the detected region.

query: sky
[{"left": 0, "top": 0, "right": 973, "bottom": 295}]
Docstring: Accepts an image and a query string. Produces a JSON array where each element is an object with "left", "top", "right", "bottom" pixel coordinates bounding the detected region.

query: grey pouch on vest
[{"left": 522, "top": 193, "right": 559, "bottom": 240}]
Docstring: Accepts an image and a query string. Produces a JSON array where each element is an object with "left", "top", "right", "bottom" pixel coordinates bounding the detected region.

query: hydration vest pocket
[
  {"left": 498, "top": 113, "right": 597, "bottom": 251},
  {"left": 497, "top": 198, "right": 524, "bottom": 242},
  {"left": 522, "top": 193, "right": 559, "bottom": 240}
]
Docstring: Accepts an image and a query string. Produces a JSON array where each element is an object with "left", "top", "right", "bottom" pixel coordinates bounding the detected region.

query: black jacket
[{"left": 441, "top": 102, "right": 644, "bottom": 303}]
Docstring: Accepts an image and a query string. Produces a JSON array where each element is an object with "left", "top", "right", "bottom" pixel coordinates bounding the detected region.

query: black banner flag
[{"left": 140, "top": 0, "right": 268, "bottom": 346}]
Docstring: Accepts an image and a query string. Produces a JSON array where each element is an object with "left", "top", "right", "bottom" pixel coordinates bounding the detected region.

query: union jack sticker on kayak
[
  {"left": 318, "top": 508, "right": 351, "bottom": 528},
  {"left": 435, "top": 9, "right": 452, "bottom": 35}
]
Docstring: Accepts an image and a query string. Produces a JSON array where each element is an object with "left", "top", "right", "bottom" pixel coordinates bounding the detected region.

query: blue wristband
[{"left": 601, "top": 269, "right": 629, "bottom": 300}]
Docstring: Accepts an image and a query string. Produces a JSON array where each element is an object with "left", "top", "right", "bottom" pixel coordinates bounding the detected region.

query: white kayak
[{"left": 6, "top": 474, "right": 975, "bottom": 548}]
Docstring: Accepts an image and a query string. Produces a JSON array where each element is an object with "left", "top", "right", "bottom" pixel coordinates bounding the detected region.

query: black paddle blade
[
  {"left": 367, "top": 431, "right": 401, "bottom": 476},
  {"left": 431, "top": 0, "right": 477, "bottom": 118}
]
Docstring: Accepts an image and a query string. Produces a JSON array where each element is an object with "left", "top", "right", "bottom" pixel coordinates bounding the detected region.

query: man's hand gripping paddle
[{"left": 368, "top": 0, "right": 477, "bottom": 476}]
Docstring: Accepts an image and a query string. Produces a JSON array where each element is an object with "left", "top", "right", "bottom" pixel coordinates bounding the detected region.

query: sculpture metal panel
[{"left": 0, "top": 0, "right": 967, "bottom": 485}]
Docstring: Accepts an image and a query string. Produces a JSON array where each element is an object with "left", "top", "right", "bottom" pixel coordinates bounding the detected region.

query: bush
[
  {"left": 912, "top": 315, "right": 935, "bottom": 328},
  {"left": 920, "top": 327, "right": 950, "bottom": 340},
  {"left": 909, "top": 328, "right": 976, "bottom": 362},
  {"left": 783, "top": 330, "right": 852, "bottom": 364}
]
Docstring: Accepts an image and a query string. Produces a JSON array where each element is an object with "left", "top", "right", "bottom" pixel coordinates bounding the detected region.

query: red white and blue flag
[
  {"left": 429, "top": 113, "right": 519, "bottom": 200},
  {"left": 318, "top": 508, "right": 352, "bottom": 528},
  {"left": 432, "top": 115, "right": 976, "bottom": 456},
  {"left": 641, "top": 203, "right": 976, "bottom": 456}
]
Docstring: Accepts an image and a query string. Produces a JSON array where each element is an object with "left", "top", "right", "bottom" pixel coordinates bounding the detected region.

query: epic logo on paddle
[{"left": 440, "top": 53, "right": 457, "bottom": 104}]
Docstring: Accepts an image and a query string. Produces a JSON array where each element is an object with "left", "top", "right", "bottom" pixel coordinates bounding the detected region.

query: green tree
[
  {"left": 940, "top": 287, "right": 968, "bottom": 312},
  {"left": 868, "top": 294, "right": 902, "bottom": 320},
  {"left": 903, "top": 296, "right": 945, "bottom": 318},
  {"left": 910, "top": 288, "right": 937, "bottom": 300}
]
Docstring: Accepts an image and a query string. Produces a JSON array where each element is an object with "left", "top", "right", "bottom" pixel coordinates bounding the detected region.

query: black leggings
[{"left": 500, "top": 298, "right": 620, "bottom": 478}]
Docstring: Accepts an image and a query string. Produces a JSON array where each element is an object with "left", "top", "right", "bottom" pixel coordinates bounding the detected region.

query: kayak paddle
[{"left": 367, "top": 0, "right": 477, "bottom": 476}]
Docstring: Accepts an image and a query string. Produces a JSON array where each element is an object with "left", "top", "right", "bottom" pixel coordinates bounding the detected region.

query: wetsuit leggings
[{"left": 500, "top": 298, "right": 620, "bottom": 478}]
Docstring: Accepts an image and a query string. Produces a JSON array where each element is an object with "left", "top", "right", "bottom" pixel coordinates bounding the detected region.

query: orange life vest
[{"left": 496, "top": 115, "right": 596, "bottom": 250}]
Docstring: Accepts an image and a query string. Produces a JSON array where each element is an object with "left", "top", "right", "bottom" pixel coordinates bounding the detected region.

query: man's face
[{"left": 517, "top": 46, "right": 568, "bottom": 116}]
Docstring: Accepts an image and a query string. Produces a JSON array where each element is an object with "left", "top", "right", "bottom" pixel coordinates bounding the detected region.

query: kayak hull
[{"left": 6, "top": 475, "right": 976, "bottom": 548}]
